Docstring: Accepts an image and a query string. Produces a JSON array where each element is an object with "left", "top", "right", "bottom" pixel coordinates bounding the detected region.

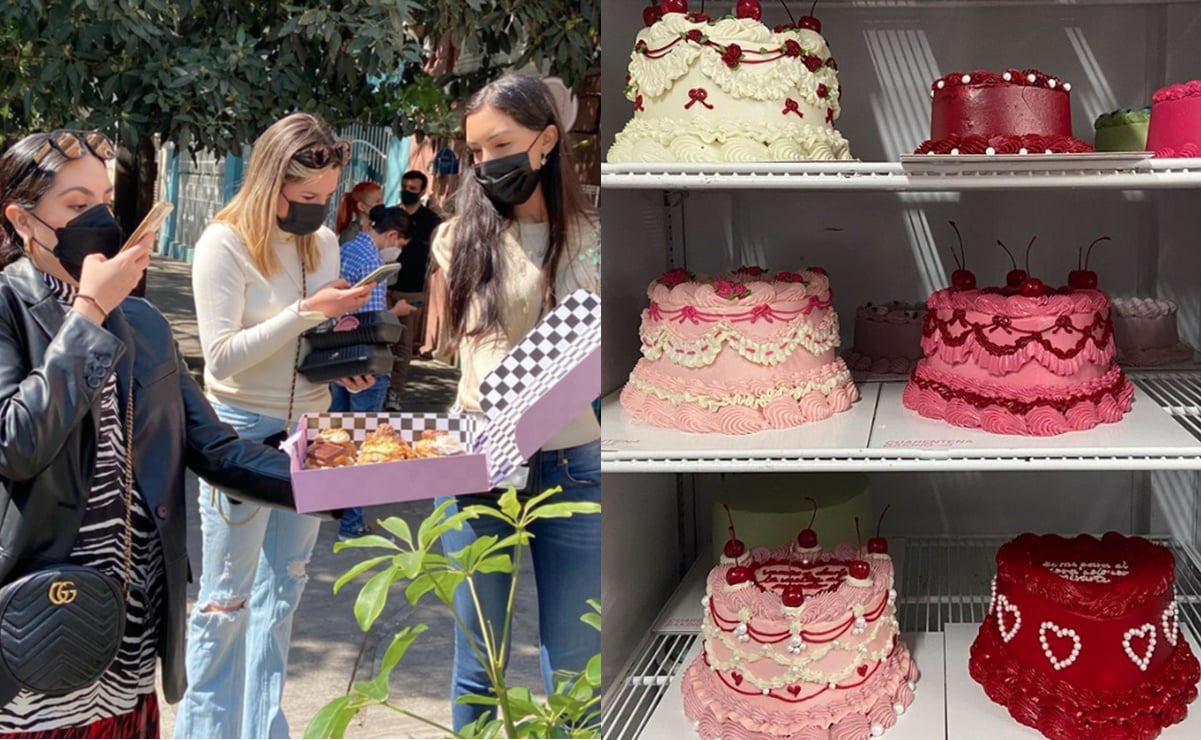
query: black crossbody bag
[{"left": 0, "top": 391, "right": 135, "bottom": 705}]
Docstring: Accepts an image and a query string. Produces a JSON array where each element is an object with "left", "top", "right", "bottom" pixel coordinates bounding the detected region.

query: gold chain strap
[{"left": 121, "top": 389, "right": 135, "bottom": 596}]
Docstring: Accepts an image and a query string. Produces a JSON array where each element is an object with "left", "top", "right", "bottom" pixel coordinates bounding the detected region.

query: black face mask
[
  {"left": 30, "top": 204, "right": 124, "bottom": 281},
  {"left": 278, "top": 198, "right": 329, "bottom": 235},
  {"left": 400, "top": 190, "right": 421, "bottom": 207},
  {"left": 474, "top": 133, "right": 546, "bottom": 209}
]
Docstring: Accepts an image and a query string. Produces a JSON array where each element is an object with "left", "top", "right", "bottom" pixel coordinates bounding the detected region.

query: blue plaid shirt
[{"left": 339, "top": 232, "right": 388, "bottom": 312}]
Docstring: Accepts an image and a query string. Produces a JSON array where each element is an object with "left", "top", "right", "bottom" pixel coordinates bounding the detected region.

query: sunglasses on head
[
  {"left": 1, "top": 129, "right": 116, "bottom": 204},
  {"left": 292, "top": 140, "right": 351, "bottom": 169},
  {"left": 34, "top": 129, "right": 116, "bottom": 164}
]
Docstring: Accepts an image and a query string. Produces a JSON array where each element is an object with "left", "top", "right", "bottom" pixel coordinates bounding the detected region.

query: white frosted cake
[{"left": 608, "top": 2, "right": 852, "bottom": 162}]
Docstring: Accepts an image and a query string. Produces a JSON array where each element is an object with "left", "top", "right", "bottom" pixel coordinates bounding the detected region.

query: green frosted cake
[
  {"left": 710, "top": 473, "right": 873, "bottom": 563},
  {"left": 1094, "top": 108, "right": 1151, "bottom": 152}
]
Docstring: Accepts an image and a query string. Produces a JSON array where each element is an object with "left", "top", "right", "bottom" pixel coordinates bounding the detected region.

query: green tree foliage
[{"left": 0, "top": 0, "right": 599, "bottom": 151}]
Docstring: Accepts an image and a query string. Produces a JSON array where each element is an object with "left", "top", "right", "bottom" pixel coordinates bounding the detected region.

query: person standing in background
[
  {"left": 430, "top": 74, "right": 601, "bottom": 733},
  {"left": 175, "top": 113, "right": 374, "bottom": 740},
  {"left": 332, "top": 204, "right": 414, "bottom": 541},
  {"left": 383, "top": 170, "right": 442, "bottom": 410},
  {"left": 334, "top": 181, "right": 382, "bottom": 244}
]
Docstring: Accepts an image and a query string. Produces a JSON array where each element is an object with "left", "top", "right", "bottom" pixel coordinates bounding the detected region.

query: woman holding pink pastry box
[
  {"left": 174, "top": 113, "right": 374, "bottom": 739},
  {"left": 430, "top": 73, "right": 601, "bottom": 733}
]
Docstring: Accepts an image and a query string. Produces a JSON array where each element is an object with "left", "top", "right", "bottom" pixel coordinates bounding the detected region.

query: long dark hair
[
  {"left": 447, "top": 74, "right": 594, "bottom": 344},
  {"left": 0, "top": 134, "right": 73, "bottom": 270}
]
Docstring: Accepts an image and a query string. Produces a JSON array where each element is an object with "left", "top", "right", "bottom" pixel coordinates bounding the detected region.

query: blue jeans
[
  {"left": 437, "top": 439, "right": 601, "bottom": 732},
  {"left": 174, "top": 401, "right": 322, "bottom": 739},
  {"left": 329, "top": 375, "right": 389, "bottom": 536}
]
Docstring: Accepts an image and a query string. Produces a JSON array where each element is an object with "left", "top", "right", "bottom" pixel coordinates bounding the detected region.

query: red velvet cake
[
  {"left": 971, "top": 533, "right": 1199, "bottom": 740},
  {"left": 1147, "top": 80, "right": 1201, "bottom": 158},
  {"left": 916, "top": 69, "right": 1093, "bottom": 155}
]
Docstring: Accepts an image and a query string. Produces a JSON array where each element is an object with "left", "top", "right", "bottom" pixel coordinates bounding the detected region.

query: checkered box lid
[{"left": 476, "top": 289, "right": 601, "bottom": 485}]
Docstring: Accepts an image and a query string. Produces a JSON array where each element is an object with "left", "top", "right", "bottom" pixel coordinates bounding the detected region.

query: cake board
[
  {"left": 653, "top": 542, "right": 911, "bottom": 635},
  {"left": 601, "top": 384, "right": 881, "bottom": 460},
  {"left": 868, "top": 385, "right": 1201, "bottom": 458},
  {"left": 944, "top": 623, "right": 1201, "bottom": 738},
  {"left": 637, "top": 634, "right": 945, "bottom": 740}
]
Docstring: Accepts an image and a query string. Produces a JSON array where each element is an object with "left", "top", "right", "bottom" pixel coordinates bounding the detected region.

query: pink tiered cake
[
  {"left": 903, "top": 248, "right": 1134, "bottom": 436},
  {"left": 620, "top": 266, "right": 859, "bottom": 434},
  {"left": 683, "top": 518, "right": 918, "bottom": 739}
]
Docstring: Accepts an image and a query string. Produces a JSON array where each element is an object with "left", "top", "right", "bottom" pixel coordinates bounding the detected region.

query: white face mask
[{"left": 378, "top": 246, "right": 402, "bottom": 263}]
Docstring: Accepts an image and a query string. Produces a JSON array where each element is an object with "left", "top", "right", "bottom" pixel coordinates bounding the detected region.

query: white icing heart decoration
[
  {"left": 994, "top": 594, "right": 1021, "bottom": 643},
  {"left": 1039, "top": 621, "right": 1081, "bottom": 671},
  {"left": 1122, "top": 624, "right": 1157, "bottom": 672},
  {"left": 1162, "top": 601, "right": 1180, "bottom": 647}
]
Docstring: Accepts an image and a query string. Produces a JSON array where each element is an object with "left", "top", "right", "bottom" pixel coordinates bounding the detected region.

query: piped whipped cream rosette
[{"left": 620, "top": 265, "right": 859, "bottom": 434}]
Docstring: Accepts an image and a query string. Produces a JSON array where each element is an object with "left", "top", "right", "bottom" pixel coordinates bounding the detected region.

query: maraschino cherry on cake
[
  {"left": 684, "top": 505, "right": 918, "bottom": 739},
  {"left": 971, "top": 533, "right": 1200, "bottom": 740},
  {"left": 620, "top": 265, "right": 858, "bottom": 434},
  {"left": 903, "top": 225, "right": 1134, "bottom": 436},
  {"left": 608, "top": 1, "right": 852, "bottom": 162},
  {"left": 916, "top": 69, "right": 1092, "bottom": 155}
]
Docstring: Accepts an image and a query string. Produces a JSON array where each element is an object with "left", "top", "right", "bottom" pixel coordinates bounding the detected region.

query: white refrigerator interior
[{"left": 600, "top": 0, "right": 1201, "bottom": 737}]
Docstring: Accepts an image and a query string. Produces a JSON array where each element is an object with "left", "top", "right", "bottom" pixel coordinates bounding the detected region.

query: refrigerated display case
[{"left": 599, "top": 1, "right": 1201, "bottom": 737}]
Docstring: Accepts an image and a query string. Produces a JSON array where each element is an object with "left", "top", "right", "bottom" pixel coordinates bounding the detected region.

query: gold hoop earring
[{"left": 23, "top": 236, "right": 32, "bottom": 254}]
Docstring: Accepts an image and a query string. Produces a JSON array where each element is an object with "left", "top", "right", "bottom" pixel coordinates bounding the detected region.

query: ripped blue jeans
[{"left": 174, "top": 400, "right": 321, "bottom": 739}]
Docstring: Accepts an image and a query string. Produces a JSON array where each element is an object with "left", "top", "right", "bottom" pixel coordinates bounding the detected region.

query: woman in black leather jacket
[{"left": 0, "top": 131, "right": 320, "bottom": 738}]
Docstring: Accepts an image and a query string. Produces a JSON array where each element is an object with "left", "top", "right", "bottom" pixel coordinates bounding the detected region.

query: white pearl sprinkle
[
  {"left": 1019, "top": 147, "right": 1028, "bottom": 155},
  {"left": 871, "top": 724, "right": 885, "bottom": 737},
  {"left": 828, "top": 681, "right": 837, "bottom": 689},
  {"left": 929, "top": 89, "right": 935, "bottom": 98},
  {"left": 1027, "top": 73, "right": 1037, "bottom": 83},
  {"left": 1003, "top": 72, "right": 1012, "bottom": 81},
  {"left": 1044, "top": 149, "right": 1053, "bottom": 154},
  {"left": 894, "top": 702, "right": 905, "bottom": 715},
  {"left": 1048, "top": 78, "right": 1058, "bottom": 88},
  {"left": 908, "top": 681, "right": 916, "bottom": 690},
  {"left": 986, "top": 147, "right": 996, "bottom": 155},
  {"left": 960, "top": 74, "right": 971, "bottom": 84},
  {"left": 950, "top": 147, "right": 960, "bottom": 155},
  {"left": 936, "top": 79, "right": 945, "bottom": 89},
  {"left": 1063, "top": 82, "right": 1072, "bottom": 91},
  {"left": 762, "top": 688, "right": 770, "bottom": 695}
]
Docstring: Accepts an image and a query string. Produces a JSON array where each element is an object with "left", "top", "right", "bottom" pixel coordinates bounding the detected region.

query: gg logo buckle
[{"left": 48, "top": 580, "right": 77, "bottom": 606}]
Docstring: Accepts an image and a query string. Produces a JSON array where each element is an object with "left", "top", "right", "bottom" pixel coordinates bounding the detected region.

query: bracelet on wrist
[{"left": 74, "top": 294, "right": 108, "bottom": 318}]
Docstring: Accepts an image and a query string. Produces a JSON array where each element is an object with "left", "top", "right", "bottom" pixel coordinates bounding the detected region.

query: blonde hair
[{"left": 213, "top": 113, "right": 344, "bottom": 277}]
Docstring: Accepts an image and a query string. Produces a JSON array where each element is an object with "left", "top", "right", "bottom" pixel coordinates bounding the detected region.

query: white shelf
[
  {"left": 601, "top": 157, "right": 1201, "bottom": 192},
  {"left": 601, "top": 536, "right": 1201, "bottom": 740},
  {"left": 601, "top": 373, "right": 1201, "bottom": 472}
]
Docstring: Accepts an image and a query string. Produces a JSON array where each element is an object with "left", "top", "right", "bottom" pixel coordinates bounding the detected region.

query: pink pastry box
[{"left": 283, "top": 290, "right": 601, "bottom": 513}]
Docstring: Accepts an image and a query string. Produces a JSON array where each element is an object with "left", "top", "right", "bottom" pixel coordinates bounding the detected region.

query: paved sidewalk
[{"left": 146, "top": 256, "right": 544, "bottom": 738}]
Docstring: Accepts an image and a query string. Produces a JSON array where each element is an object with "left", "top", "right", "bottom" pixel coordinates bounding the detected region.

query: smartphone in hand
[
  {"left": 120, "top": 202, "right": 175, "bottom": 253},
  {"left": 353, "top": 263, "right": 402, "bottom": 289}
]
